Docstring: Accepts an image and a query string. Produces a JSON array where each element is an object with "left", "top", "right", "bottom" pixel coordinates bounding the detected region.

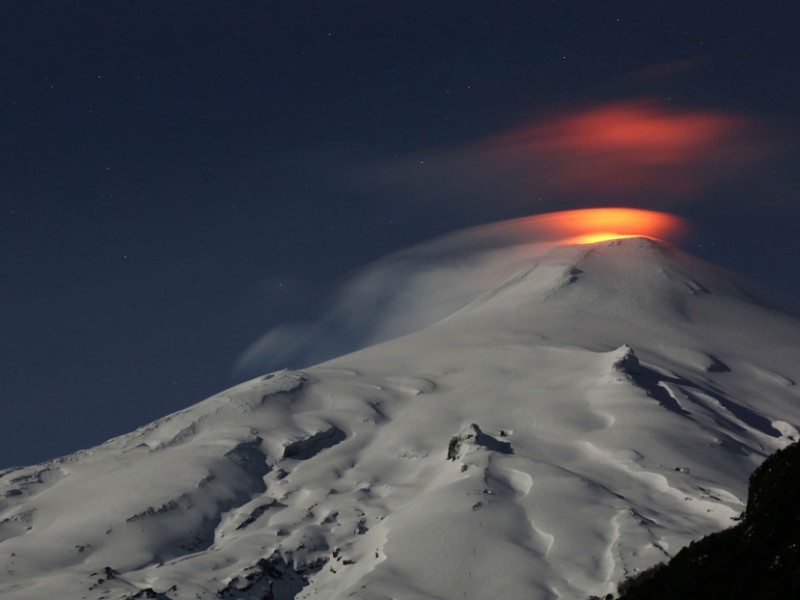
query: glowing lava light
[{"left": 530, "top": 207, "right": 687, "bottom": 244}]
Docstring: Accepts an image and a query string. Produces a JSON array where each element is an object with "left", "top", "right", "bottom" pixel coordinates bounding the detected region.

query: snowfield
[{"left": 2, "top": 237, "right": 800, "bottom": 599}]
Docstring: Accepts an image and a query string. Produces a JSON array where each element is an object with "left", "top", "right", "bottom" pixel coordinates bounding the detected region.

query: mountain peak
[{"left": 447, "top": 236, "right": 769, "bottom": 350}]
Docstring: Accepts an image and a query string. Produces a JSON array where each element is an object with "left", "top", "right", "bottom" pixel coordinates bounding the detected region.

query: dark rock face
[
  {"left": 446, "top": 424, "right": 512, "bottom": 461},
  {"left": 282, "top": 426, "right": 346, "bottom": 460},
  {"left": 217, "top": 550, "right": 319, "bottom": 599},
  {"left": 616, "top": 441, "right": 800, "bottom": 600},
  {"left": 124, "top": 588, "right": 173, "bottom": 600}
]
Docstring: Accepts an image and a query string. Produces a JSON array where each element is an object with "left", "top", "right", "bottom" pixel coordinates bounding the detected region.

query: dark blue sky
[{"left": 2, "top": 1, "right": 799, "bottom": 468}]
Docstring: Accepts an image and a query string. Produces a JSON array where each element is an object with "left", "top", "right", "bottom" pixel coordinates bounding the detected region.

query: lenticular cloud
[
  {"left": 235, "top": 218, "right": 553, "bottom": 375},
  {"left": 235, "top": 208, "right": 686, "bottom": 376},
  {"left": 480, "top": 98, "right": 773, "bottom": 198}
]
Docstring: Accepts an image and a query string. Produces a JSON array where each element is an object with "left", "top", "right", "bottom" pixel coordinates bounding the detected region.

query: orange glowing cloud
[
  {"left": 483, "top": 98, "right": 772, "bottom": 198},
  {"left": 519, "top": 207, "right": 687, "bottom": 244}
]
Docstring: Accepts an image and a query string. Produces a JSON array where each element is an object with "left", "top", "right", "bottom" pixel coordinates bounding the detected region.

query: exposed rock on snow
[
  {"left": 608, "top": 344, "right": 641, "bottom": 375},
  {"left": 282, "top": 426, "right": 346, "bottom": 460},
  {"left": 447, "top": 423, "right": 513, "bottom": 462}
]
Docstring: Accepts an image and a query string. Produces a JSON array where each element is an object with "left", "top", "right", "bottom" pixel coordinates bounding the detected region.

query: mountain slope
[
  {"left": 2, "top": 238, "right": 800, "bottom": 600},
  {"left": 616, "top": 440, "right": 800, "bottom": 600}
]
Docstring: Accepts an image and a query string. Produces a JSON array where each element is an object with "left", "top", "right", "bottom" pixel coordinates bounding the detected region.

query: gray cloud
[{"left": 234, "top": 217, "right": 561, "bottom": 376}]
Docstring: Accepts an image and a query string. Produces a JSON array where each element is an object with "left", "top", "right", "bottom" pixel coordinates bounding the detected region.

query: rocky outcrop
[{"left": 446, "top": 424, "right": 512, "bottom": 461}]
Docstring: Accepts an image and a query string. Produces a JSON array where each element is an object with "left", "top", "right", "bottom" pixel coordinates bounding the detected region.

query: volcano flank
[{"left": 2, "top": 238, "right": 799, "bottom": 600}]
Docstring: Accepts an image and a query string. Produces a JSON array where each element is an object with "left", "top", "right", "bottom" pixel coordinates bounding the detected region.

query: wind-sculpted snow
[{"left": 2, "top": 238, "right": 800, "bottom": 599}]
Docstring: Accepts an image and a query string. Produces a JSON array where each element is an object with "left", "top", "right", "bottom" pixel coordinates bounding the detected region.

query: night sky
[{"left": 3, "top": 2, "right": 799, "bottom": 469}]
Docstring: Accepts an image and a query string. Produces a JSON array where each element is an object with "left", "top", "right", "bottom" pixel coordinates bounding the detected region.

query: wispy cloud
[
  {"left": 479, "top": 98, "right": 772, "bottom": 198},
  {"left": 234, "top": 217, "right": 555, "bottom": 375},
  {"left": 345, "top": 96, "right": 782, "bottom": 213},
  {"left": 234, "top": 209, "right": 688, "bottom": 376}
]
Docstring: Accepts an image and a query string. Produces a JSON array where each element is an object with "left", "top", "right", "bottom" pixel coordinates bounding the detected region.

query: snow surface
[{"left": 2, "top": 237, "right": 800, "bottom": 600}]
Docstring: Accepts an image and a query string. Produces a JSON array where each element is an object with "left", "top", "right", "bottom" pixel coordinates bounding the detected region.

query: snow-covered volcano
[{"left": 2, "top": 238, "right": 800, "bottom": 600}]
